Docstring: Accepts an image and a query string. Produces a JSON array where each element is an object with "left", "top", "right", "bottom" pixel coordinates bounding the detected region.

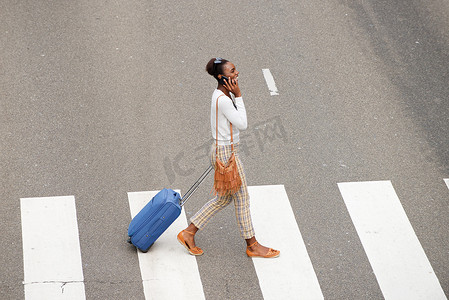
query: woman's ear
[{"left": 217, "top": 74, "right": 222, "bottom": 79}]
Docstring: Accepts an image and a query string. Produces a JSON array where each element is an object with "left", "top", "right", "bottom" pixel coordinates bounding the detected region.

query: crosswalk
[
  {"left": 20, "top": 196, "right": 86, "bottom": 299},
  {"left": 338, "top": 181, "right": 447, "bottom": 300},
  {"left": 128, "top": 191, "right": 205, "bottom": 300},
  {"left": 19, "top": 180, "right": 449, "bottom": 300},
  {"left": 248, "top": 185, "right": 323, "bottom": 300}
]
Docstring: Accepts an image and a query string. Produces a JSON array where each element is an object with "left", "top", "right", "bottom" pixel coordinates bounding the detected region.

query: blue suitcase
[{"left": 127, "top": 165, "right": 213, "bottom": 252}]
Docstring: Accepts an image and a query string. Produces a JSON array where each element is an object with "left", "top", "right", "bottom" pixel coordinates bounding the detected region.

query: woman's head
[{"left": 206, "top": 57, "right": 239, "bottom": 82}]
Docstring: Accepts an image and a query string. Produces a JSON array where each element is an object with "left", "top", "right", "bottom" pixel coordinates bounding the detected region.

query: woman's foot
[
  {"left": 177, "top": 227, "right": 203, "bottom": 256},
  {"left": 246, "top": 241, "right": 280, "bottom": 258}
]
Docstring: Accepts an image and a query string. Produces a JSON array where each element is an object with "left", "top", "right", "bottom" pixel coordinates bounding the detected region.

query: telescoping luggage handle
[{"left": 179, "top": 165, "right": 214, "bottom": 206}]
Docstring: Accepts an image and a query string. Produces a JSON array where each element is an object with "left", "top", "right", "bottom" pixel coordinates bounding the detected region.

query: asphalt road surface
[{"left": 2, "top": 0, "right": 448, "bottom": 299}]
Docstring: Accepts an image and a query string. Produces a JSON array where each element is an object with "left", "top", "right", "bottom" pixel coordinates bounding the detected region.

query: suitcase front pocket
[
  {"left": 136, "top": 203, "right": 181, "bottom": 250},
  {"left": 147, "top": 217, "right": 165, "bottom": 235},
  {"left": 147, "top": 204, "right": 179, "bottom": 236}
]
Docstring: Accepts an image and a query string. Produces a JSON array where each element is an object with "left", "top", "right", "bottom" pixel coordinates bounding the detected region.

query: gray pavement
[{"left": 1, "top": 0, "right": 448, "bottom": 299}]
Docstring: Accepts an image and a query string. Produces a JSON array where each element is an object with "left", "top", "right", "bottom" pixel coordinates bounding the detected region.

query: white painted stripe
[
  {"left": 338, "top": 181, "right": 447, "bottom": 300},
  {"left": 128, "top": 191, "right": 205, "bottom": 300},
  {"left": 248, "top": 185, "right": 324, "bottom": 300},
  {"left": 444, "top": 179, "right": 449, "bottom": 190},
  {"left": 20, "top": 196, "right": 86, "bottom": 300},
  {"left": 262, "top": 69, "right": 279, "bottom": 96}
]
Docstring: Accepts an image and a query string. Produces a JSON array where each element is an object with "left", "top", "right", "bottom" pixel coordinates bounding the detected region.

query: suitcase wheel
[{"left": 139, "top": 242, "right": 153, "bottom": 253}]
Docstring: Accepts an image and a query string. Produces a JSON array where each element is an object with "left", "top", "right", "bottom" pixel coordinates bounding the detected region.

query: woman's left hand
[{"left": 223, "top": 78, "right": 242, "bottom": 97}]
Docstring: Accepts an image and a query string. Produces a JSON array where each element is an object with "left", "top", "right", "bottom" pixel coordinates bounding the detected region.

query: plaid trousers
[{"left": 190, "top": 143, "right": 255, "bottom": 239}]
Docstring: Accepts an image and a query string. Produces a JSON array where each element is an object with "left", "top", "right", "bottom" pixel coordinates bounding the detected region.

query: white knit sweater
[{"left": 210, "top": 89, "right": 247, "bottom": 146}]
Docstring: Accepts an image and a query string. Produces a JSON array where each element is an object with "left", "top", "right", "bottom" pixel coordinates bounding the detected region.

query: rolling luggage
[{"left": 127, "top": 165, "right": 213, "bottom": 252}]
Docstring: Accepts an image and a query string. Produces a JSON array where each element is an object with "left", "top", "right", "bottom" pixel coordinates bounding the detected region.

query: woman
[{"left": 177, "top": 58, "right": 280, "bottom": 258}]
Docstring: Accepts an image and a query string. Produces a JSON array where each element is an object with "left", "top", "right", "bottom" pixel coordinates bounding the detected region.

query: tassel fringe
[{"left": 213, "top": 153, "right": 242, "bottom": 196}]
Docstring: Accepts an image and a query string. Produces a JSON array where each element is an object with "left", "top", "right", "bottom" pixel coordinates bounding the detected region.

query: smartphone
[{"left": 219, "top": 75, "right": 229, "bottom": 85}]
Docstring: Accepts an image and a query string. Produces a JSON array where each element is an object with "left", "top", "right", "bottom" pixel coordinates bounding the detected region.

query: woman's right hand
[{"left": 223, "top": 78, "right": 242, "bottom": 97}]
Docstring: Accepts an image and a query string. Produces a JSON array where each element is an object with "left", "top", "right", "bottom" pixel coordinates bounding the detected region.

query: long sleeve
[
  {"left": 219, "top": 96, "right": 247, "bottom": 130},
  {"left": 211, "top": 90, "right": 248, "bottom": 145}
]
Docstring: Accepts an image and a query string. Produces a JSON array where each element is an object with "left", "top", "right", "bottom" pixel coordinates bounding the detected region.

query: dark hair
[{"left": 206, "top": 57, "right": 229, "bottom": 80}]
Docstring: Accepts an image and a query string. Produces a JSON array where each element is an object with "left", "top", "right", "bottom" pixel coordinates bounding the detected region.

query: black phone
[{"left": 219, "top": 75, "right": 229, "bottom": 85}]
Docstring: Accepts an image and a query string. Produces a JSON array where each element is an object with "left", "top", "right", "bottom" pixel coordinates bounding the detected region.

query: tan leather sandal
[
  {"left": 246, "top": 241, "right": 280, "bottom": 258},
  {"left": 177, "top": 230, "right": 204, "bottom": 256}
]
